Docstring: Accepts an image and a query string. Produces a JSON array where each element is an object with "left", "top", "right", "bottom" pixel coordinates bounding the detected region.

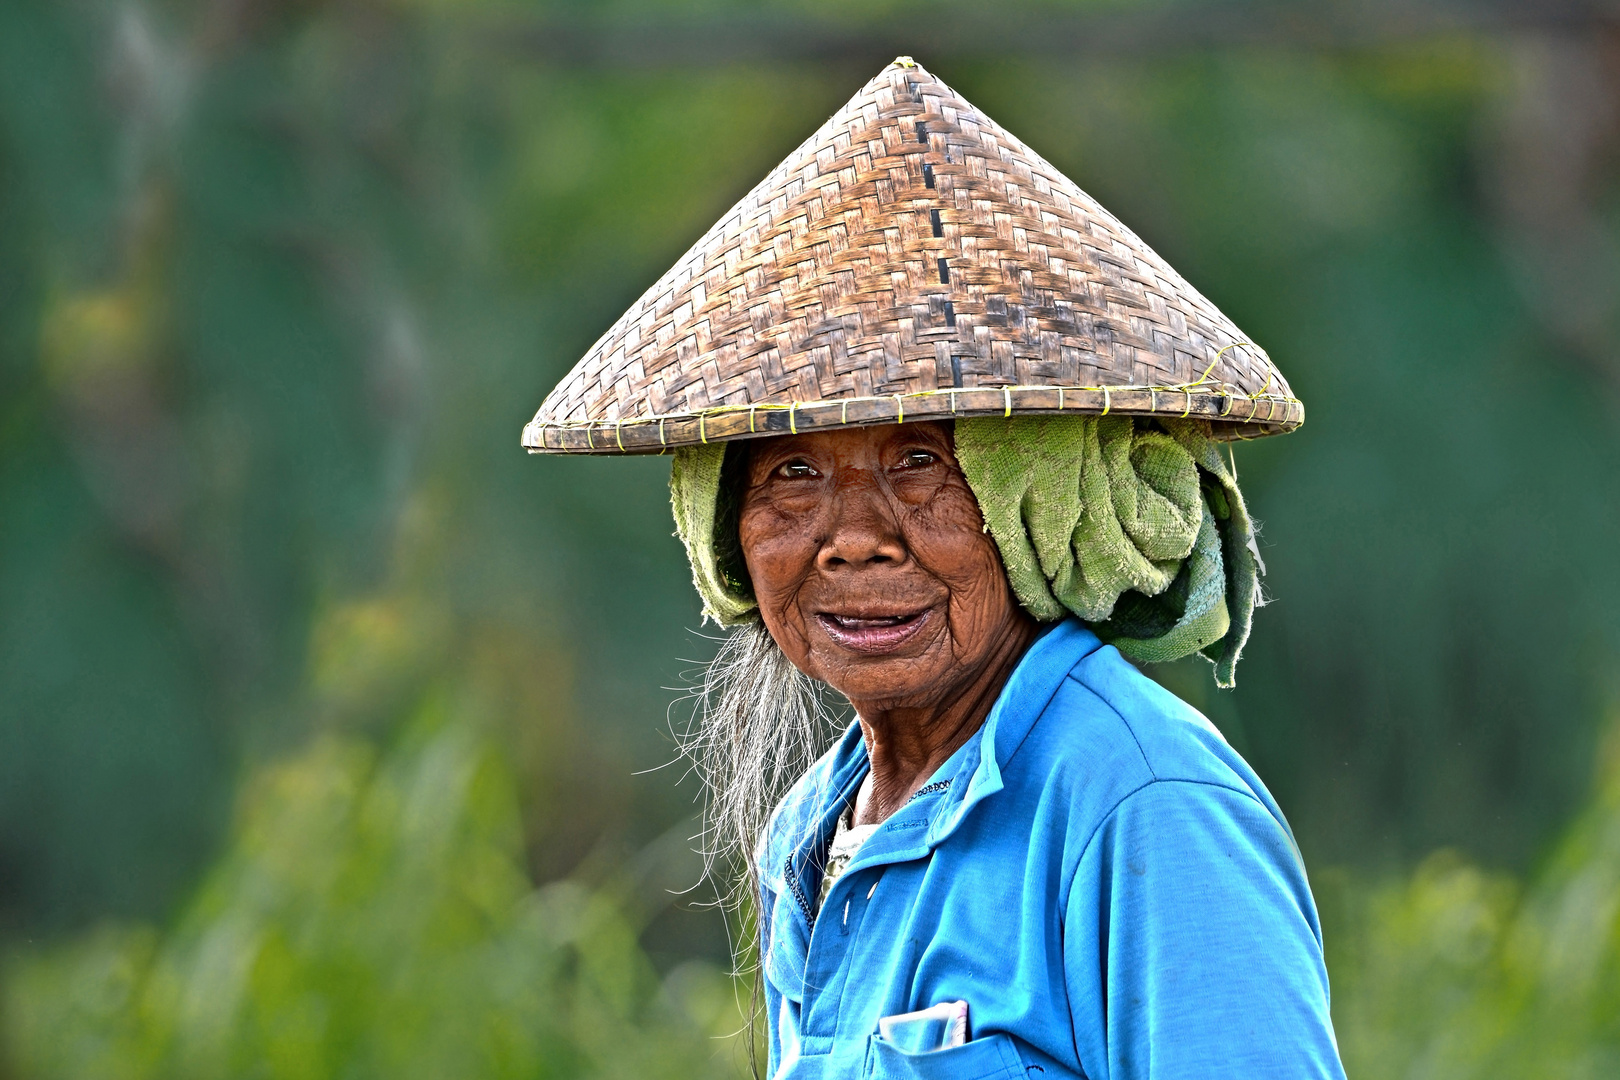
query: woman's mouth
[{"left": 815, "top": 609, "right": 932, "bottom": 654}]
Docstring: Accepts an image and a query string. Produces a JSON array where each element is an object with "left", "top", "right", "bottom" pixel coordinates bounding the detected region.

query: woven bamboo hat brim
[{"left": 523, "top": 58, "right": 1301, "bottom": 456}]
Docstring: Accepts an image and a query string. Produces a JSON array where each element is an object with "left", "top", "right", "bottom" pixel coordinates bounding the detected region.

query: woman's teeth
[{"left": 829, "top": 614, "right": 911, "bottom": 628}]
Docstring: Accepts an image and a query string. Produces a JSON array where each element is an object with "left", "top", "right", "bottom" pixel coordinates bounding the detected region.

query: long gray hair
[{"left": 678, "top": 621, "right": 842, "bottom": 915}]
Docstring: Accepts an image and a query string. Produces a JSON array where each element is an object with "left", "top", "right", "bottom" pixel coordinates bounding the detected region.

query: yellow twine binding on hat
[{"left": 524, "top": 360, "right": 1301, "bottom": 452}]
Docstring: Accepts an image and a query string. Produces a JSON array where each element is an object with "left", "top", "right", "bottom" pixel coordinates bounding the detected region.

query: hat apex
[{"left": 525, "top": 58, "right": 1300, "bottom": 455}]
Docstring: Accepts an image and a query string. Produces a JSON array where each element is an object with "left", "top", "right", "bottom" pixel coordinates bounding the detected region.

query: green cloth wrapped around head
[{"left": 669, "top": 416, "right": 1262, "bottom": 687}]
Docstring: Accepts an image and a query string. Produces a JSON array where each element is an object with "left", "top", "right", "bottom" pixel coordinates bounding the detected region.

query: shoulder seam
[
  {"left": 1064, "top": 669, "right": 1157, "bottom": 783},
  {"left": 1059, "top": 777, "right": 1269, "bottom": 902}
]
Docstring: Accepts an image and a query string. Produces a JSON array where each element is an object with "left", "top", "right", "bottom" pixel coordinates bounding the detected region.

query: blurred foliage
[
  {"left": 3, "top": 710, "right": 750, "bottom": 1080},
  {"left": 1325, "top": 703, "right": 1620, "bottom": 1077},
  {"left": 3, "top": 0, "right": 1620, "bottom": 1076}
]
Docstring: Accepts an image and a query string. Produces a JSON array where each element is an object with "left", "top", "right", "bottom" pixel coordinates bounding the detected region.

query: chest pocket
[{"left": 863, "top": 1032, "right": 1026, "bottom": 1080}]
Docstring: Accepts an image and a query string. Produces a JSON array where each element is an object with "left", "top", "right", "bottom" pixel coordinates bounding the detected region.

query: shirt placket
[{"left": 794, "top": 784, "right": 957, "bottom": 1048}]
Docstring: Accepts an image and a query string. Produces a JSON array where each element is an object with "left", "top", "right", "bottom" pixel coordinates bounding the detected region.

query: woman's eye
[
  {"left": 898, "top": 450, "right": 938, "bottom": 469},
  {"left": 776, "top": 460, "right": 818, "bottom": 479}
]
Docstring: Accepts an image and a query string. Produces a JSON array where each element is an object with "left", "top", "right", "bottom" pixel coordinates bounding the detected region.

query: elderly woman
[{"left": 526, "top": 61, "right": 1344, "bottom": 1080}]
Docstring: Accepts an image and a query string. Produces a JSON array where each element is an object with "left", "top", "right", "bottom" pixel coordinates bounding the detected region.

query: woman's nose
[{"left": 816, "top": 473, "right": 908, "bottom": 571}]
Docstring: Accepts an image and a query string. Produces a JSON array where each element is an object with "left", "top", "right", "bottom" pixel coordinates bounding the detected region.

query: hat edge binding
[{"left": 521, "top": 384, "right": 1303, "bottom": 455}]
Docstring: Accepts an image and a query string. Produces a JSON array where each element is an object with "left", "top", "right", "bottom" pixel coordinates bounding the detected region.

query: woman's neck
[{"left": 848, "top": 616, "right": 1038, "bottom": 826}]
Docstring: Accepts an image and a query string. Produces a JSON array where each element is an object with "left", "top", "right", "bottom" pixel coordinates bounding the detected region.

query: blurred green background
[{"left": 4, "top": 1, "right": 1620, "bottom": 1076}]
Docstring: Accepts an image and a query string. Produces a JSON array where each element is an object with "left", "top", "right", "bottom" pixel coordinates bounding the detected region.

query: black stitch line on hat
[
  {"left": 930, "top": 209, "right": 943, "bottom": 237},
  {"left": 923, "top": 163, "right": 935, "bottom": 188},
  {"left": 937, "top": 258, "right": 949, "bottom": 284}
]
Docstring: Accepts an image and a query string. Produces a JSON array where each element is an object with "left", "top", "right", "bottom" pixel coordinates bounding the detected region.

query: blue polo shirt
[{"left": 758, "top": 620, "right": 1345, "bottom": 1079}]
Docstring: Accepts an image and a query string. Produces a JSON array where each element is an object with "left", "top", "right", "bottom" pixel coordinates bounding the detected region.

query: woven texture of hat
[{"left": 524, "top": 59, "right": 1301, "bottom": 455}]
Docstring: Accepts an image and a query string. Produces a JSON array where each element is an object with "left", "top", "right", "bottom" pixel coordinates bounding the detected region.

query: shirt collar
[
  {"left": 760, "top": 619, "right": 1103, "bottom": 892},
  {"left": 924, "top": 618, "right": 1099, "bottom": 848}
]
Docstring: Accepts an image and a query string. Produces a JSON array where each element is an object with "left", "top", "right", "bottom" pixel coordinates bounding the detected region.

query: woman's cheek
[
  {"left": 904, "top": 491, "right": 993, "bottom": 580},
  {"left": 918, "top": 479, "right": 986, "bottom": 532},
  {"left": 741, "top": 499, "right": 813, "bottom": 565},
  {"left": 921, "top": 525, "right": 1010, "bottom": 620},
  {"left": 746, "top": 523, "right": 813, "bottom": 578},
  {"left": 742, "top": 531, "right": 817, "bottom": 636}
]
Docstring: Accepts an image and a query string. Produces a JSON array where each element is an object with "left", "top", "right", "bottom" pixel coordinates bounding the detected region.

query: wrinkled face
[{"left": 737, "top": 421, "right": 1026, "bottom": 710}]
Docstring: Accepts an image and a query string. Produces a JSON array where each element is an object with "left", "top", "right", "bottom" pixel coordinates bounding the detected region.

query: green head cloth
[{"left": 669, "top": 416, "right": 1262, "bottom": 687}]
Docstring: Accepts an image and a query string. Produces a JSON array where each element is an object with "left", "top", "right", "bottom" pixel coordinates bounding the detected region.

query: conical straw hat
[{"left": 523, "top": 58, "right": 1300, "bottom": 455}]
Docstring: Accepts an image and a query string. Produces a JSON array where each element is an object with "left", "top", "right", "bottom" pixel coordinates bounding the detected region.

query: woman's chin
[{"left": 810, "top": 634, "right": 952, "bottom": 707}]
